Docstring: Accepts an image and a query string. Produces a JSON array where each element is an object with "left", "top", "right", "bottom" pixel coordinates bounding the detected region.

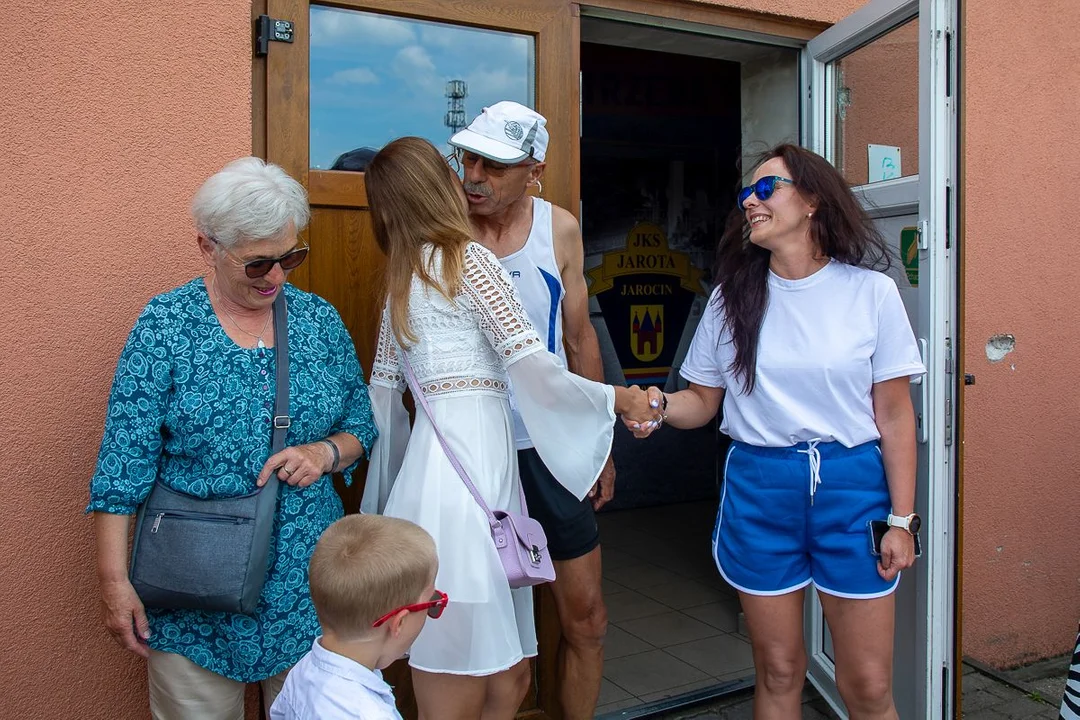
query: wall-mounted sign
[
  {"left": 868, "top": 143, "right": 902, "bottom": 183},
  {"left": 588, "top": 222, "right": 707, "bottom": 385}
]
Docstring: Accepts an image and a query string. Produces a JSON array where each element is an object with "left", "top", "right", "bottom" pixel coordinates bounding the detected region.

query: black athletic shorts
[{"left": 517, "top": 447, "right": 600, "bottom": 561}]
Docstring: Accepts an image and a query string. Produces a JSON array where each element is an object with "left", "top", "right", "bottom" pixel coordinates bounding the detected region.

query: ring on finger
[{"left": 284, "top": 466, "right": 294, "bottom": 475}]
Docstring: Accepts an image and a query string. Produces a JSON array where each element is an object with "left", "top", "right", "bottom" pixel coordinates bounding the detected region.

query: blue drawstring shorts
[{"left": 712, "top": 439, "right": 900, "bottom": 599}]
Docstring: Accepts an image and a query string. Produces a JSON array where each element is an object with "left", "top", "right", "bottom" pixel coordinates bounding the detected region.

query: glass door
[{"left": 802, "top": 0, "right": 957, "bottom": 717}]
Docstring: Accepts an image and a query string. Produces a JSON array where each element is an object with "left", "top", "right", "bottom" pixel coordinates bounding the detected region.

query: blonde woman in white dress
[{"left": 360, "top": 137, "right": 658, "bottom": 720}]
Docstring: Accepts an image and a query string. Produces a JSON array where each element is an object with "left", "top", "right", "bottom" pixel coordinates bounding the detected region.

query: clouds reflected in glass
[{"left": 310, "top": 7, "right": 535, "bottom": 170}]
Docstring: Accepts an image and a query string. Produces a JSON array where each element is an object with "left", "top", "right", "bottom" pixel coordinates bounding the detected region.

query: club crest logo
[
  {"left": 504, "top": 121, "right": 524, "bottom": 141},
  {"left": 630, "top": 305, "right": 664, "bottom": 362},
  {"left": 588, "top": 222, "right": 707, "bottom": 386}
]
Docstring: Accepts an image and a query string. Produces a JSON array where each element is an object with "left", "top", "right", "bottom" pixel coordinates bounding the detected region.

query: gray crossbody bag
[{"left": 128, "top": 291, "right": 289, "bottom": 615}]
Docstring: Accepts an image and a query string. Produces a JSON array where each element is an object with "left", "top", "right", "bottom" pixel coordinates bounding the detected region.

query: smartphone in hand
[{"left": 868, "top": 519, "right": 922, "bottom": 558}]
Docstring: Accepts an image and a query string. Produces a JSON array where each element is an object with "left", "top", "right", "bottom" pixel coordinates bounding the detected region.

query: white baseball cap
[{"left": 449, "top": 101, "right": 548, "bottom": 163}]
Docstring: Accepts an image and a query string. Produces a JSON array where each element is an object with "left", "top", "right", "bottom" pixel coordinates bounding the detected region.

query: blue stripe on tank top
[{"left": 538, "top": 267, "right": 561, "bottom": 353}]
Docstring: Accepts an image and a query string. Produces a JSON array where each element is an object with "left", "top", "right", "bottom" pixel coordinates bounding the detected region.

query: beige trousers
[{"left": 147, "top": 649, "right": 290, "bottom": 720}]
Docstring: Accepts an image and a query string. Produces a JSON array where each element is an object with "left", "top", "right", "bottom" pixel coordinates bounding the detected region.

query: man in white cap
[{"left": 450, "top": 101, "right": 613, "bottom": 719}]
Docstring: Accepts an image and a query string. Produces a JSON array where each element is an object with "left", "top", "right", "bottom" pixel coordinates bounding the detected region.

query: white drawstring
[{"left": 798, "top": 439, "right": 822, "bottom": 505}]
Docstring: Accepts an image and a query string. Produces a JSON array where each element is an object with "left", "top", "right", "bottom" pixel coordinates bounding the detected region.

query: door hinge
[
  {"left": 944, "top": 337, "right": 953, "bottom": 374},
  {"left": 255, "top": 15, "right": 295, "bottom": 57},
  {"left": 944, "top": 397, "right": 953, "bottom": 446}
]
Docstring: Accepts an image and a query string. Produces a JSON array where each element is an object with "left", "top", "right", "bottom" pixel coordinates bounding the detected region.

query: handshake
[{"left": 614, "top": 385, "right": 667, "bottom": 439}]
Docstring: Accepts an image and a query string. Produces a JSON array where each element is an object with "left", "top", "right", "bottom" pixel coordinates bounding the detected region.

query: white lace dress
[{"left": 362, "top": 242, "right": 615, "bottom": 676}]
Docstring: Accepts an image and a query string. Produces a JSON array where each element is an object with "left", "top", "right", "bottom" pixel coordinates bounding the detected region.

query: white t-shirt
[{"left": 680, "top": 261, "right": 925, "bottom": 448}]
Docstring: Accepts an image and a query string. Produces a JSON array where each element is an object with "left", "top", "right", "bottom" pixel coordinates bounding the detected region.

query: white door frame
[{"left": 800, "top": 0, "right": 958, "bottom": 718}]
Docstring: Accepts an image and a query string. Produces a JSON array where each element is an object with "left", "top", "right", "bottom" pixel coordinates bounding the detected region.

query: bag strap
[
  {"left": 398, "top": 347, "right": 528, "bottom": 529},
  {"left": 264, "top": 291, "right": 290, "bottom": 496}
]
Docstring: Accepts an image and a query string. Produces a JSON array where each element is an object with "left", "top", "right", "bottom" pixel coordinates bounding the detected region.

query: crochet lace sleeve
[
  {"left": 369, "top": 304, "right": 405, "bottom": 391},
  {"left": 460, "top": 243, "right": 545, "bottom": 367}
]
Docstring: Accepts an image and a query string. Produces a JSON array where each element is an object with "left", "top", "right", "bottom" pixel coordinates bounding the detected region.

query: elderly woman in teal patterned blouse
[{"left": 88, "top": 157, "right": 378, "bottom": 719}]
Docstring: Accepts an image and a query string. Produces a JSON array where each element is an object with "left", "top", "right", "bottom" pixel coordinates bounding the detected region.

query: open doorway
[{"left": 578, "top": 16, "right": 802, "bottom": 716}]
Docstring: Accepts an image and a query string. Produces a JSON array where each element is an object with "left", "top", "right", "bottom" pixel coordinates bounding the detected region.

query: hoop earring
[{"left": 534, "top": 180, "right": 543, "bottom": 196}]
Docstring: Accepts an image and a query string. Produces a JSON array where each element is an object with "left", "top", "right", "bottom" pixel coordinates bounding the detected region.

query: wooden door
[{"left": 261, "top": 1, "right": 578, "bottom": 717}]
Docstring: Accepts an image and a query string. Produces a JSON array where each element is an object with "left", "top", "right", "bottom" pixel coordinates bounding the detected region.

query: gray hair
[{"left": 191, "top": 157, "right": 310, "bottom": 248}]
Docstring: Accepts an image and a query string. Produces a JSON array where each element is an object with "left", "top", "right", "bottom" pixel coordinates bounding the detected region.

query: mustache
[{"left": 462, "top": 182, "right": 493, "bottom": 198}]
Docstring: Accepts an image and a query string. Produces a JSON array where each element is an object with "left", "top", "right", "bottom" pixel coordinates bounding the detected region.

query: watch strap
[{"left": 887, "top": 513, "right": 915, "bottom": 532}]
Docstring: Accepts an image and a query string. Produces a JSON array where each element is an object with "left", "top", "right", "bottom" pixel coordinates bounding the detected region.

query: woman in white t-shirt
[{"left": 629, "top": 145, "right": 925, "bottom": 719}]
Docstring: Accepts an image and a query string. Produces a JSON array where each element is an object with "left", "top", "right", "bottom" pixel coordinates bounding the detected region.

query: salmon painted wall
[
  {"left": 3, "top": 2, "right": 1077, "bottom": 719},
  {"left": 0, "top": 1, "right": 252, "bottom": 717},
  {"left": 691, "top": 0, "right": 864, "bottom": 22},
  {"left": 960, "top": 0, "right": 1080, "bottom": 667}
]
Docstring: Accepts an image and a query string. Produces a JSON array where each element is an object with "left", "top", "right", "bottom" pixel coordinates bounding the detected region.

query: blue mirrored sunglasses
[{"left": 738, "top": 176, "right": 794, "bottom": 210}]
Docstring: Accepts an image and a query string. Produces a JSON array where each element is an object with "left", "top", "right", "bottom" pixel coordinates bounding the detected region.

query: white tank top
[{"left": 499, "top": 197, "right": 567, "bottom": 449}]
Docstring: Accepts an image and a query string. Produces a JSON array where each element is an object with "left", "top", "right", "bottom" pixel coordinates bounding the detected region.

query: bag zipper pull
[{"left": 151, "top": 513, "right": 164, "bottom": 533}]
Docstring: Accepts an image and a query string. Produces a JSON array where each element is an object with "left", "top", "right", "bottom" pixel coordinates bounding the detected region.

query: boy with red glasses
[{"left": 271, "top": 515, "right": 445, "bottom": 719}]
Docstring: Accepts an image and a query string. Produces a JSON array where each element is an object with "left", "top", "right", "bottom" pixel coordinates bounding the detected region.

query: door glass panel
[
  {"left": 829, "top": 18, "right": 918, "bottom": 186},
  {"left": 309, "top": 6, "right": 535, "bottom": 170},
  {"left": 823, "top": 620, "right": 835, "bottom": 662}
]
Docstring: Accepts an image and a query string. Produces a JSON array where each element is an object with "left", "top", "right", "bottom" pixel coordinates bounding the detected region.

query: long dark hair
[{"left": 715, "top": 144, "right": 892, "bottom": 393}]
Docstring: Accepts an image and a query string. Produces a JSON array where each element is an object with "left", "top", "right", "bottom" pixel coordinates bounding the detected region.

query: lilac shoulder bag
[{"left": 399, "top": 350, "right": 556, "bottom": 589}]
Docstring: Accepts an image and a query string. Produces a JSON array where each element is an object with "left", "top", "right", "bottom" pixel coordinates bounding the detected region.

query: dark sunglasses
[
  {"left": 209, "top": 236, "right": 309, "bottom": 278},
  {"left": 738, "top": 175, "right": 794, "bottom": 210},
  {"left": 372, "top": 589, "right": 449, "bottom": 628}
]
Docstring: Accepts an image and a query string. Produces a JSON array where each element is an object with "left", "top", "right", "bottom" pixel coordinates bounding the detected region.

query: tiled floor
[
  {"left": 596, "top": 501, "right": 754, "bottom": 715},
  {"left": 594, "top": 506, "right": 1071, "bottom": 719}
]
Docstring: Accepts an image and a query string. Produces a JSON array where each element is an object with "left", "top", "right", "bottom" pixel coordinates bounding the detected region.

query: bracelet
[
  {"left": 319, "top": 438, "right": 340, "bottom": 473},
  {"left": 661, "top": 393, "right": 669, "bottom": 411}
]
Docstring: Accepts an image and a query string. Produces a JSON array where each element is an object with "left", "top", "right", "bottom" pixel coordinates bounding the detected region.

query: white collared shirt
[{"left": 270, "top": 639, "right": 403, "bottom": 720}]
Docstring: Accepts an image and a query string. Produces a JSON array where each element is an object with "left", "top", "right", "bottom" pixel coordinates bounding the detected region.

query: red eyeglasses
[{"left": 372, "top": 589, "right": 449, "bottom": 628}]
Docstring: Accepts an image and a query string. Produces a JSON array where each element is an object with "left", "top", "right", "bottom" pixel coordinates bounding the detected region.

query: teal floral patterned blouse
[{"left": 88, "top": 279, "right": 377, "bottom": 682}]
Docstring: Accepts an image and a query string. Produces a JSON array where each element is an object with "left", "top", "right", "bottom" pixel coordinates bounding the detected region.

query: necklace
[{"left": 211, "top": 276, "right": 272, "bottom": 349}]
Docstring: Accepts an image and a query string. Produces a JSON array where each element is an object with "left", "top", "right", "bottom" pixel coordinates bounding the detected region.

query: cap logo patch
[{"left": 504, "top": 121, "right": 524, "bottom": 141}]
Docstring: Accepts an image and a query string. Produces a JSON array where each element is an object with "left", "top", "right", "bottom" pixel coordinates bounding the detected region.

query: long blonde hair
[{"left": 365, "top": 137, "right": 473, "bottom": 345}]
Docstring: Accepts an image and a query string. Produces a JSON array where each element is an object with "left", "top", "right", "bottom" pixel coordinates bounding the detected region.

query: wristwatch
[{"left": 887, "top": 512, "right": 922, "bottom": 535}]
